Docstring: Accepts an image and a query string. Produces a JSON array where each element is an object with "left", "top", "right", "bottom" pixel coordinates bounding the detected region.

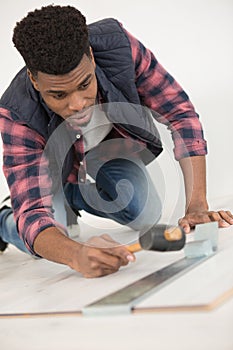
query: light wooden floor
[{"left": 1, "top": 196, "right": 233, "bottom": 350}]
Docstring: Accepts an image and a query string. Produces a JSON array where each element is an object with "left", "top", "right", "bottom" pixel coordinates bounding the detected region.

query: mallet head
[{"left": 139, "top": 224, "right": 186, "bottom": 252}]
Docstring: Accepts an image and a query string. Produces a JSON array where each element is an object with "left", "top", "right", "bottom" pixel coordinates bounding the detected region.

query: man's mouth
[{"left": 67, "top": 107, "right": 94, "bottom": 126}]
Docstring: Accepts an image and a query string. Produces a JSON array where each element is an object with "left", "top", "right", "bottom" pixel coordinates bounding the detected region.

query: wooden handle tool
[{"left": 127, "top": 224, "right": 186, "bottom": 253}]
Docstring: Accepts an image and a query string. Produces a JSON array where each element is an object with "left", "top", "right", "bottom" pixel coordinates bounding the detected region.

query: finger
[
  {"left": 108, "top": 247, "right": 135, "bottom": 264},
  {"left": 208, "top": 211, "right": 222, "bottom": 222},
  {"left": 178, "top": 218, "right": 191, "bottom": 233},
  {"left": 218, "top": 211, "right": 233, "bottom": 225},
  {"left": 207, "top": 211, "right": 230, "bottom": 227},
  {"left": 84, "top": 266, "right": 119, "bottom": 278},
  {"left": 226, "top": 210, "right": 233, "bottom": 218},
  {"left": 88, "top": 249, "right": 124, "bottom": 270},
  {"left": 100, "top": 234, "right": 136, "bottom": 262},
  {"left": 101, "top": 233, "right": 117, "bottom": 242},
  {"left": 87, "top": 235, "right": 117, "bottom": 249}
]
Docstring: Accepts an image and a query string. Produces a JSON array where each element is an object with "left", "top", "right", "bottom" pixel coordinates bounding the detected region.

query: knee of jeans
[{"left": 122, "top": 193, "right": 162, "bottom": 231}]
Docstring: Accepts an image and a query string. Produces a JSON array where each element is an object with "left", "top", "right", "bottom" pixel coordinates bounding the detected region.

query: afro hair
[{"left": 13, "top": 5, "right": 90, "bottom": 76}]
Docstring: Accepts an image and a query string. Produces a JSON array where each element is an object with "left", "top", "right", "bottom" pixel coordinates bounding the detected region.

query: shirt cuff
[
  {"left": 174, "top": 139, "right": 208, "bottom": 160},
  {"left": 19, "top": 216, "right": 68, "bottom": 257}
]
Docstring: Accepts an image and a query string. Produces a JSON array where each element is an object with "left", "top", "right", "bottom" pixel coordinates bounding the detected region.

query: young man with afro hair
[{"left": 0, "top": 5, "right": 232, "bottom": 278}]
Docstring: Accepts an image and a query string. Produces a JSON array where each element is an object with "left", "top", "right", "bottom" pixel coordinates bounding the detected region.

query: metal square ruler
[{"left": 83, "top": 222, "right": 218, "bottom": 316}]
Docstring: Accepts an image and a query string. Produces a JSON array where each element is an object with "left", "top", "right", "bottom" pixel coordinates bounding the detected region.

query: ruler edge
[{"left": 82, "top": 254, "right": 212, "bottom": 316}]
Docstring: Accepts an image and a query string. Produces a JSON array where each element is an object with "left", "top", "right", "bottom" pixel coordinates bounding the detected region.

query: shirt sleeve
[
  {"left": 123, "top": 27, "right": 208, "bottom": 160},
  {"left": 0, "top": 108, "right": 68, "bottom": 255}
]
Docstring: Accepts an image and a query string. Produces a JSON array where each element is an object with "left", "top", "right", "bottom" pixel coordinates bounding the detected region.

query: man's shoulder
[
  {"left": 88, "top": 18, "right": 122, "bottom": 35},
  {"left": 88, "top": 18, "right": 131, "bottom": 59},
  {"left": 88, "top": 18, "right": 130, "bottom": 47},
  {"left": 0, "top": 66, "right": 48, "bottom": 129},
  {"left": 0, "top": 67, "right": 28, "bottom": 105}
]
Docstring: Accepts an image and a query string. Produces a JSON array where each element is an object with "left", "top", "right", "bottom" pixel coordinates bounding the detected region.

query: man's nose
[{"left": 68, "top": 92, "right": 86, "bottom": 112}]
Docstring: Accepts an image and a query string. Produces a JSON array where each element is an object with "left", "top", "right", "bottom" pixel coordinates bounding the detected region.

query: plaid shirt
[{"left": 0, "top": 26, "right": 207, "bottom": 254}]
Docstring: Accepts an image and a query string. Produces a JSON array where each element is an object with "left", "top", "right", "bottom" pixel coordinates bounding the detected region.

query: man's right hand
[
  {"left": 71, "top": 234, "right": 136, "bottom": 278},
  {"left": 34, "top": 227, "right": 135, "bottom": 278}
]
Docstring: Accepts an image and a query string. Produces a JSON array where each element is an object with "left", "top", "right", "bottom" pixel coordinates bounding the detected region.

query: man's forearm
[
  {"left": 179, "top": 155, "right": 208, "bottom": 212},
  {"left": 33, "top": 226, "right": 81, "bottom": 270}
]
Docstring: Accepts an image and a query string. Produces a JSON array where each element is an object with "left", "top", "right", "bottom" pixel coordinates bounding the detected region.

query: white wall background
[{"left": 0, "top": 0, "right": 232, "bottom": 215}]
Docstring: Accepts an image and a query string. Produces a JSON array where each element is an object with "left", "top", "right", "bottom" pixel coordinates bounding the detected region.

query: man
[{"left": 0, "top": 5, "right": 232, "bottom": 278}]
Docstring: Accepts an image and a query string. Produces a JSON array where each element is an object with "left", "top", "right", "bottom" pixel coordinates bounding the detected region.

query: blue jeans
[
  {"left": 0, "top": 209, "right": 29, "bottom": 253},
  {"left": 0, "top": 156, "right": 162, "bottom": 254}
]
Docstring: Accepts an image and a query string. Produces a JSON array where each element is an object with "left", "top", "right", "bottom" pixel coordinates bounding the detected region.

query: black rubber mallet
[{"left": 127, "top": 224, "right": 186, "bottom": 253}]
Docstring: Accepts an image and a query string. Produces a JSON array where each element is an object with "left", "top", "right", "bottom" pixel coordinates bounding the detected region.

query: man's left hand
[{"left": 179, "top": 209, "right": 233, "bottom": 233}]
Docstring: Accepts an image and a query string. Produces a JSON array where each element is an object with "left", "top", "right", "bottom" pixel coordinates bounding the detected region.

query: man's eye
[
  {"left": 53, "top": 93, "right": 66, "bottom": 100},
  {"left": 80, "top": 81, "right": 90, "bottom": 90}
]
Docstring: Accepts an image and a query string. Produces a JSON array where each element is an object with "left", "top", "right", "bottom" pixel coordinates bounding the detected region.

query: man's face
[{"left": 28, "top": 52, "right": 97, "bottom": 126}]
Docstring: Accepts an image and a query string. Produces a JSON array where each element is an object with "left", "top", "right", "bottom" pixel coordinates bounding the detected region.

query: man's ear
[{"left": 27, "top": 69, "right": 39, "bottom": 91}]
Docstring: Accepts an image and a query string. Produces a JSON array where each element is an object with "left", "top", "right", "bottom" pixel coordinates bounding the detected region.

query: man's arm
[
  {"left": 124, "top": 26, "right": 233, "bottom": 229},
  {"left": 33, "top": 226, "right": 135, "bottom": 278},
  {"left": 0, "top": 111, "right": 135, "bottom": 277},
  {"left": 179, "top": 155, "right": 233, "bottom": 232}
]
